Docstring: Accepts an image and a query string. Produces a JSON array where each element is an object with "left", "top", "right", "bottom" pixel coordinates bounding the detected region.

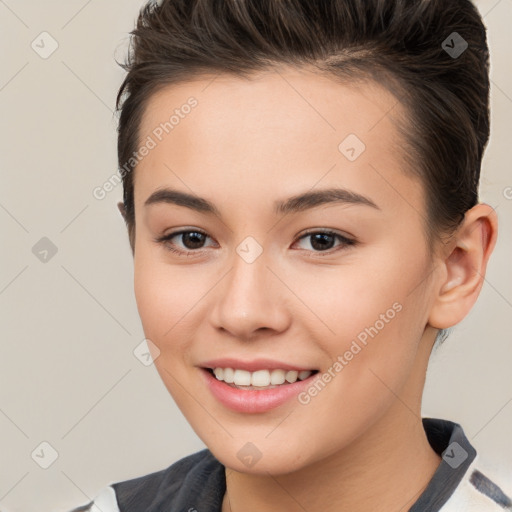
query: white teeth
[
  {"left": 298, "top": 370, "right": 312, "bottom": 380},
  {"left": 270, "top": 369, "right": 286, "bottom": 385},
  {"left": 233, "top": 369, "right": 251, "bottom": 386},
  {"left": 285, "top": 370, "right": 298, "bottom": 383},
  {"left": 210, "top": 367, "right": 314, "bottom": 387},
  {"left": 223, "top": 367, "right": 235, "bottom": 383},
  {"left": 251, "top": 369, "right": 270, "bottom": 387}
]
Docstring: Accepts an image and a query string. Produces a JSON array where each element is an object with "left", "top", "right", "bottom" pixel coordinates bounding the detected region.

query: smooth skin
[{"left": 119, "top": 65, "right": 497, "bottom": 512}]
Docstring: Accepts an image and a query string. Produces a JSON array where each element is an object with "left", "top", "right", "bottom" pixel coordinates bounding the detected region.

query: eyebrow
[{"left": 144, "top": 186, "right": 380, "bottom": 216}]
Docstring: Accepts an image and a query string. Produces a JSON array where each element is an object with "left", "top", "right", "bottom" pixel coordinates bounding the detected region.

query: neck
[{"left": 223, "top": 412, "right": 440, "bottom": 512}]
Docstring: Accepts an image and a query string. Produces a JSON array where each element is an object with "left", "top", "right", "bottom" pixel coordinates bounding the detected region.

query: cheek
[
  {"left": 134, "top": 262, "right": 171, "bottom": 341},
  {"left": 306, "top": 246, "right": 430, "bottom": 388},
  {"left": 133, "top": 249, "right": 204, "bottom": 339},
  {"left": 132, "top": 250, "right": 218, "bottom": 395},
  {"left": 133, "top": 256, "right": 199, "bottom": 406},
  {"left": 302, "top": 252, "right": 424, "bottom": 345}
]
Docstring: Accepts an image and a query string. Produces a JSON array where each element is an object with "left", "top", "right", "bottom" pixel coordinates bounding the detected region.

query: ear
[
  {"left": 428, "top": 203, "right": 498, "bottom": 329},
  {"left": 117, "top": 200, "right": 135, "bottom": 255},
  {"left": 117, "top": 201, "right": 127, "bottom": 222}
]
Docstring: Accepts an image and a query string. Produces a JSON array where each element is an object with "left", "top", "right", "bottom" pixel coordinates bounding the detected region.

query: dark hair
[{"left": 115, "top": 0, "right": 490, "bottom": 342}]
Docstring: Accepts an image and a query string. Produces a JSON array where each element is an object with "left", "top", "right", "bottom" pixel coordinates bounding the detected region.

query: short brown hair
[{"left": 116, "top": 0, "right": 489, "bottom": 256}]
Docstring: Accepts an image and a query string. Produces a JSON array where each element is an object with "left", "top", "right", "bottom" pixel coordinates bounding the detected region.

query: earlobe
[{"left": 428, "top": 203, "right": 498, "bottom": 329}]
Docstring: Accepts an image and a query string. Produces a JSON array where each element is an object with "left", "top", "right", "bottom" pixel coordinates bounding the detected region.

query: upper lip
[{"left": 199, "top": 358, "right": 316, "bottom": 372}]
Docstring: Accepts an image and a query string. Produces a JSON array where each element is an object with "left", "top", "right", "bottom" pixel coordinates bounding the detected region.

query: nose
[{"left": 209, "top": 248, "right": 291, "bottom": 341}]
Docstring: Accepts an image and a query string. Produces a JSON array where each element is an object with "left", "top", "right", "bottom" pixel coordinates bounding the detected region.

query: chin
[{"left": 198, "top": 431, "right": 324, "bottom": 476}]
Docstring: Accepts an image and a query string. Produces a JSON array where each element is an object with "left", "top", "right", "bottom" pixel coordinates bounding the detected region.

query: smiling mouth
[{"left": 205, "top": 367, "right": 319, "bottom": 390}]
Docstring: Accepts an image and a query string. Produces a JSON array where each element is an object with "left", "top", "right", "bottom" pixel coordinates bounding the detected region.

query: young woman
[{"left": 71, "top": 0, "right": 510, "bottom": 510}]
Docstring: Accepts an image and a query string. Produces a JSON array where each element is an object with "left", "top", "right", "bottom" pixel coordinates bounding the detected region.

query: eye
[
  {"left": 154, "top": 228, "right": 356, "bottom": 257},
  {"left": 154, "top": 229, "right": 216, "bottom": 256},
  {"left": 293, "top": 230, "right": 356, "bottom": 256}
]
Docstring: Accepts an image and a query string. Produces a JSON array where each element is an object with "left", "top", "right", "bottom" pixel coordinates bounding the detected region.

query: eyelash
[{"left": 154, "top": 228, "right": 357, "bottom": 258}]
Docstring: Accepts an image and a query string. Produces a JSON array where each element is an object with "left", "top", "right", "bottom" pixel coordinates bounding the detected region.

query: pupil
[
  {"left": 311, "top": 233, "right": 334, "bottom": 251},
  {"left": 183, "top": 232, "right": 205, "bottom": 249}
]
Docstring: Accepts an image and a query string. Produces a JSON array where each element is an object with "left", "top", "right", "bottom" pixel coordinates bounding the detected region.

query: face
[{"left": 132, "top": 66, "right": 439, "bottom": 474}]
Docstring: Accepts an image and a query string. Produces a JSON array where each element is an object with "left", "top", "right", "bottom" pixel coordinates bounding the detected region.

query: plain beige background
[{"left": 0, "top": 1, "right": 511, "bottom": 511}]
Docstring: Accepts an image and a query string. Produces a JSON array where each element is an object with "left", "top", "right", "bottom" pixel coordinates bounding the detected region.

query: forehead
[
  {"left": 140, "top": 66, "right": 405, "bottom": 145},
  {"left": 135, "top": 66, "right": 423, "bottom": 220}
]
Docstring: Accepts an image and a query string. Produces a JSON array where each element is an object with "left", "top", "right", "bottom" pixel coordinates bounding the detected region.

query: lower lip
[{"left": 200, "top": 368, "right": 318, "bottom": 413}]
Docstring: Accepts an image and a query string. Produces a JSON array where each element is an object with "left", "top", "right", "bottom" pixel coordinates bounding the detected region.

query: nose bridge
[{"left": 211, "top": 240, "right": 290, "bottom": 338}]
